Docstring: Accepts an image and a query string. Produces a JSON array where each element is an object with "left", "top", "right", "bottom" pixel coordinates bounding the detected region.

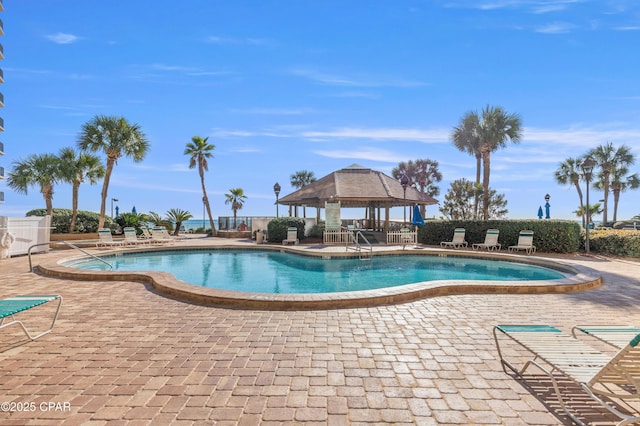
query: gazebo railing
[
  {"left": 323, "top": 228, "right": 352, "bottom": 245},
  {"left": 386, "top": 228, "right": 417, "bottom": 248}
]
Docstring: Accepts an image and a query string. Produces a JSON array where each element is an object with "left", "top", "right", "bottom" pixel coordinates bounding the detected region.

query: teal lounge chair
[
  {"left": 508, "top": 230, "right": 536, "bottom": 254},
  {"left": 494, "top": 324, "right": 640, "bottom": 426},
  {"left": 440, "top": 228, "right": 468, "bottom": 249},
  {"left": 0, "top": 295, "right": 62, "bottom": 341},
  {"left": 472, "top": 229, "right": 501, "bottom": 251}
]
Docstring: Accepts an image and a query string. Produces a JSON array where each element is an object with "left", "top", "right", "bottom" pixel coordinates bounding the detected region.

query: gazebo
[{"left": 277, "top": 164, "right": 438, "bottom": 232}]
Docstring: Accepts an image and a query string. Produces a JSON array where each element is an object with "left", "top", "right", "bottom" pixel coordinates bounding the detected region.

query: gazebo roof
[{"left": 278, "top": 164, "right": 439, "bottom": 208}]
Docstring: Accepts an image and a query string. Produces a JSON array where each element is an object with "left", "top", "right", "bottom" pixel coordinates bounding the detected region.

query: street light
[
  {"left": 400, "top": 174, "right": 409, "bottom": 226},
  {"left": 110, "top": 198, "right": 119, "bottom": 218},
  {"left": 273, "top": 182, "right": 281, "bottom": 218},
  {"left": 580, "top": 158, "right": 596, "bottom": 254},
  {"left": 544, "top": 193, "right": 551, "bottom": 219}
]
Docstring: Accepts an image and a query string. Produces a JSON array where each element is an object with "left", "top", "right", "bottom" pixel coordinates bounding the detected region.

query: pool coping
[{"left": 36, "top": 244, "right": 603, "bottom": 310}]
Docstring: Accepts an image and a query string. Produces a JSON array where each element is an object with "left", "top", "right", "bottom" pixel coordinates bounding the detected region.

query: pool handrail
[{"left": 28, "top": 241, "right": 113, "bottom": 272}]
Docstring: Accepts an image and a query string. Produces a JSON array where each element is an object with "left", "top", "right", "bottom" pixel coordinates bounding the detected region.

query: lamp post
[
  {"left": 400, "top": 174, "right": 409, "bottom": 226},
  {"left": 544, "top": 193, "right": 551, "bottom": 219},
  {"left": 273, "top": 182, "right": 281, "bottom": 218},
  {"left": 110, "top": 198, "right": 119, "bottom": 218},
  {"left": 581, "top": 158, "right": 596, "bottom": 254}
]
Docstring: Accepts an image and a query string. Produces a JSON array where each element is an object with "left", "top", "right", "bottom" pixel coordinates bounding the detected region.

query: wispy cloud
[
  {"left": 150, "top": 63, "right": 230, "bottom": 77},
  {"left": 614, "top": 26, "right": 640, "bottom": 31},
  {"left": 523, "top": 125, "right": 640, "bottom": 147},
  {"left": 46, "top": 32, "right": 80, "bottom": 44},
  {"left": 534, "top": 21, "right": 575, "bottom": 33},
  {"left": 229, "top": 107, "right": 318, "bottom": 115},
  {"left": 301, "top": 127, "right": 449, "bottom": 143},
  {"left": 204, "top": 36, "right": 273, "bottom": 46},
  {"left": 313, "top": 147, "right": 409, "bottom": 163},
  {"left": 290, "top": 68, "right": 428, "bottom": 88}
]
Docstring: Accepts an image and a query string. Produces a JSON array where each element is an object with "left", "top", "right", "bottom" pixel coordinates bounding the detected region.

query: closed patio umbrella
[{"left": 412, "top": 204, "right": 425, "bottom": 226}]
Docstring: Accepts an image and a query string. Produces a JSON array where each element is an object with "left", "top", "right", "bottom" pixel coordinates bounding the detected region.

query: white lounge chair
[
  {"left": 472, "top": 229, "right": 501, "bottom": 251},
  {"left": 440, "top": 228, "right": 468, "bottom": 249},
  {"left": 123, "top": 227, "right": 149, "bottom": 245},
  {"left": 151, "top": 226, "right": 175, "bottom": 244},
  {"left": 96, "top": 228, "right": 125, "bottom": 248},
  {"left": 494, "top": 324, "right": 640, "bottom": 426},
  {"left": 282, "top": 227, "right": 299, "bottom": 245},
  {"left": 508, "top": 230, "right": 536, "bottom": 254},
  {"left": 572, "top": 325, "right": 640, "bottom": 349}
]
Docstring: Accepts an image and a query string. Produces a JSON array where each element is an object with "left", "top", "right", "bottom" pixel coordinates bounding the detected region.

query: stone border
[{"left": 36, "top": 245, "right": 602, "bottom": 311}]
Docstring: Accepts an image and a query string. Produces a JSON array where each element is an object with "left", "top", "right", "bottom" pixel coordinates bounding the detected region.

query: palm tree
[
  {"left": 478, "top": 106, "right": 522, "bottom": 220},
  {"left": 452, "top": 112, "right": 482, "bottom": 217},
  {"left": 554, "top": 157, "right": 585, "bottom": 227},
  {"left": 58, "top": 147, "right": 105, "bottom": 232},
  {"left": 590, "top": 142, "right": 635, "bottom": 224},
  {"left": 574, "top": 203, "right": 603, "bottom": 224},
  {"left": 184, "top": 136, "right": 217, "bottom": 236},
  {"left": 605, "top": 166, "right": 640, "bottom": 223},
  {"left": 7, "top": 153, "right": 62, "bottom": 216},
  {"left": 166, "top": 208, "right": 193, "bottom": 236},
  {"left": 392, "top": 159, "right": 442, "bottom": 216},
  {"left": 77, "top": 115, "right": 150, "bottom": 229},
  {"left": 290, "top": 170, "right": 316, "bottom": 217},
  {"left": 224, "top": 188, "right": 247, "bottom": 229}
]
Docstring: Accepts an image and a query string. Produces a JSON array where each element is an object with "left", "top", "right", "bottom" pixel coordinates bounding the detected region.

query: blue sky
[{"left": 1, "top": 0, "right": 639, "bottom": 223}]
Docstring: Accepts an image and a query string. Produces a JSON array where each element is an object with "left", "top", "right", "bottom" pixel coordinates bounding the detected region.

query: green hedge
[
  {"left": 26, "top": 208, "right": 116, "bottom": 234},
  {"left": 418, "top": 219, "right": 581, "bottom": 253},
  {"left": 588, "top": 230, "right": 640, "bottom": 257},
  {"left": 267, "top": 217, "right": 306, "bottom": 243}
]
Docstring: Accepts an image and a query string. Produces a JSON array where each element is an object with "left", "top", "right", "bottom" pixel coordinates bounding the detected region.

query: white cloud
[
  {"left": 301, "top": 127, "right": 449, "bottom": 143},
  {"left": 229, "top": 107, "right": 318, "bottom": 115},
  {"left": 534, "top": 22, "right": 575, "bottom": 33},
  {"left": 290, "top": 68, "right": 428, "bottom": 88},
  {"left": 313, "top": 147, "right": 408, "bottom": 163},
  {"left": 46, "top": 32, "right": 79, "bottom": 44}
]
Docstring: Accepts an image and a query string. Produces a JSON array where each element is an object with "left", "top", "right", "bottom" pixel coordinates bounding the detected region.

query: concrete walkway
[{"left": 1, "top": 238, "right": 639, "bottom": 425}]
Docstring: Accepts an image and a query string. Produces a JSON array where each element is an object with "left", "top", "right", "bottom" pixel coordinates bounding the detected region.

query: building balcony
[
  {"left": 0, "top": 166, "right": 4, "bottom": 179},
  {"left": 0, "top": 191, "right": 3, "bottom": 203},
  {"left": 0, "top": 141, "right": 3, "bottom": 155},
  {"left": 0, "top": 93, "right": 3, "bottom": 108},
  {"left": 0, "top": 117, "right": 4, "bottom": 132},
  {"left": 0, "top": 68, "right": 3, "bottom": 83}
]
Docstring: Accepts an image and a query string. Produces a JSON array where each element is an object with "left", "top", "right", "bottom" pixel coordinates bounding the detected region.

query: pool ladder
[
  {"left": 347, "top": 230, "right": 372, "bottom": 260},
  {"left": 28, "top": 241, "right": 113, "bottom": 272}
]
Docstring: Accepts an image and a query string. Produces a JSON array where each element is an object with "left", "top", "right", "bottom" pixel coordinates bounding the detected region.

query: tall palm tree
[
  {"left": 476, "top": 105, "right": 522, "bottom": 220},
  {"left": 77, "top": 115, "right": 149, "bottom": 229},
  {"left": 589, "top": 142, "right": 635, "bottom": 224},
  {"left": 58, "top": 147, "right": 105, "bottom": 232},
  {"left": 452, "top": 112, "right": 482, "bottom": 218},
  {"left": 7, "top": 153, "right": 61, "bottom": 216},
  {"left": 184, "top": 136, "right": 216, "bottom": 235},
  {"left": 599, "top": 166, "right": 639, "bottom": 223},
  {"left": 290, "top": 170, "right": 316, "bottom": 217},
  {"left": 392, "top": 159, "right": 442, "bottom": 216},
  {"left": 224, "top": 188, "right": 247, "bottom": 229},
  {"left": 554, "top": 157, "right": 585, "bottom": 227},
  {"left": 166, "top": 208, "right": 193, "bottom": 236}
]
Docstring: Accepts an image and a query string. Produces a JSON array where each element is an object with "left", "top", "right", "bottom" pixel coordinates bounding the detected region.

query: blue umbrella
[
  {"left": 132, "top": 206, "right": 137, "bottom": 214},
  {"left": 412, "top": 204, "right": 425, "bottom": 226},
  {"left": 537, "top": 206, "right": 543, "bottom": 219}
]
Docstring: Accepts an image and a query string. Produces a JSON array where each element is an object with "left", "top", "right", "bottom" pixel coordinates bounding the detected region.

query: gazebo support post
[{"left": 384, "top": 207, "right": 390, "bottom": 233}]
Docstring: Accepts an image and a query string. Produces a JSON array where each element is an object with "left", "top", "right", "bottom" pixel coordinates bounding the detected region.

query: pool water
[{"left": 69, "top": 250, "right": 567, "bottom": 294}]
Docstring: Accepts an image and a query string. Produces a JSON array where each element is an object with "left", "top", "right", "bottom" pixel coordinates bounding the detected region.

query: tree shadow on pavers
[
  {"left": 563, "top": 269, "right": 640, "bottom": 308},
  {"left": 515, "top": 373, "right": 633, "bottom": 425}
]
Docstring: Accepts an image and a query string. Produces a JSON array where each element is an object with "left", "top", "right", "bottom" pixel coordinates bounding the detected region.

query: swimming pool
[{"left": 67, "top": 249, "right": 567, "bottom": 294}]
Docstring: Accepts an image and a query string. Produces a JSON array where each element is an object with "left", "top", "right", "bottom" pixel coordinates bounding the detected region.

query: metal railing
[
  {"left": 347, "top": 229, "right": 372, "bottom": 259},
  {"left": 28, "top": 241, "right": 112, "bottom": 272}
]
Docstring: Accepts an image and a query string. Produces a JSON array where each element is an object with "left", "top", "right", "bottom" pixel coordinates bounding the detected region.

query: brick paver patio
[{"left": 1, "top": 238, "right": 639, "bottom": 425}]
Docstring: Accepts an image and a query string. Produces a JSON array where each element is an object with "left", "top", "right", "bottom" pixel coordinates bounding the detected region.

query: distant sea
[{"left": 182, "top": 219, "right": 218, "bottom": 231}]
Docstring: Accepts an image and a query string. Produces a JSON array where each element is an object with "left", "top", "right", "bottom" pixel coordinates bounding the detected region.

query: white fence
[
  {"left": 0, "top": 215, "right": 52, "bottom": 258},
  {"left": 386, "top": 229, "right": 417, "bottom": 246},
  {"left": 323, "top": 229, "right": 352, "bottom": 245}
]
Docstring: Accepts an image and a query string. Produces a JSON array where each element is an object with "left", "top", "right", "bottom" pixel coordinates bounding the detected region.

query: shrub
[
  {"left": 26, "top": 208, "right": 116, "bottom": 233},
  {"left": 267, "top": 217, "right": 305, "bottom": 243},
  {"left": 588, "top": 230, "right": 640, "bottom": 257},
  {"left": 418, "top": 219, "right": 581, "bottom": 253},
  {"left": 308, "top": 222, "right": 325, "bottom": 239}
]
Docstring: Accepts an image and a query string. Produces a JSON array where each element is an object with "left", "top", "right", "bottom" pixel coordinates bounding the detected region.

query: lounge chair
[
  {"left": 96, "top": 228, "right": 125, "bottom": 248},
  {"left": 572, "top": 325, "right": 640, "bottom": 349},
  {"left": 123, "top": 227, "right": 149, "bottom": 245},
  {"left": 508, "top": 230, "right": 536, "bottom": 254},
  {"left": 0, "top": 295, "right": 62, "bottom": 341},
  {"left": 151, "top": 226, "right": 175, "bottom": 244},
  {"left": 282, "top": 227, "right": 299, "bottom": 245},
  {"left": 472, "top": 229, "right": 501, "bottom": 251},
  {"left": 494, "top": 324, "right": 640, "bottom": 426},
  {"left": 440, "top": 228, "right": 468, "bottom": 249}
]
